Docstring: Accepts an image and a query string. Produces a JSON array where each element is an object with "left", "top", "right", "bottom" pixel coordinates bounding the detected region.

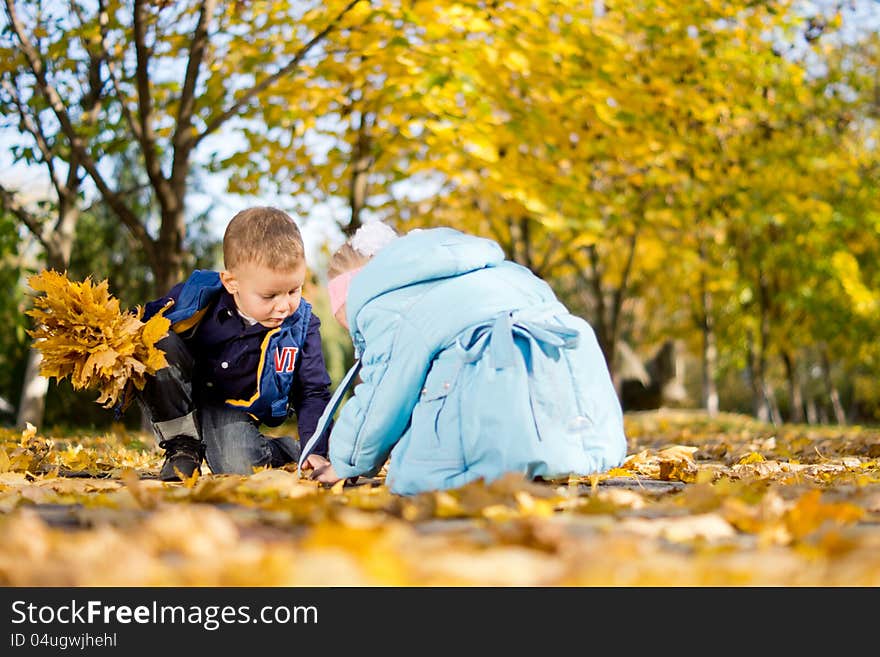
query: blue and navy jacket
[{"left": 144, "top": 270, "right": 332, "bottom": 451}]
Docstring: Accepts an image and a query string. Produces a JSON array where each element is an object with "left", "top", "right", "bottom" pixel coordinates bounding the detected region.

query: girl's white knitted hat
[{"left": 350, "top": 221, "right": 398, "bottom": 257}]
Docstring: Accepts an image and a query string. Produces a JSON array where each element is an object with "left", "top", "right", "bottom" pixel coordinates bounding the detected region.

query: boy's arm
[
  {"left": 290, "top": 313, "right": 333, "bottom": 455},
  {"left": 142, "top": 282, "right": 185, "bottom": 321}
]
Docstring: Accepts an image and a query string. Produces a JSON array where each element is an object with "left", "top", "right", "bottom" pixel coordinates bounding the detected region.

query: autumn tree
[
  {"left": 0, "top": 0, "right": 114, "bottom": 425},
  {"left": 3, "top": 0, "right": 367, "bottom": 293},
  {"left": 1, "top": 0, "right": 365, "bottom": 425}
]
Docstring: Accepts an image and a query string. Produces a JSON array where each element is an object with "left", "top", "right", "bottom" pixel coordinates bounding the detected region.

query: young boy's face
[{"left": 220, "top": 260, "right": 307, "bottom": 328}]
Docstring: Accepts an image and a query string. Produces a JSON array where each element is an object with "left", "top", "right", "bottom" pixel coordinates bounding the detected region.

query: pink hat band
[{"left": 328, "top": 267, "right": 363, "bottom": 317}]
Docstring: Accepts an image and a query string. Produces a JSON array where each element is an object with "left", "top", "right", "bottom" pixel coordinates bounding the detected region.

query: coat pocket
[
  {"left": 404, "top": 355, "right": 463, "bottom": 464},
  {"left": 527, "top": 344, "right": 590, "bottom": 445}
]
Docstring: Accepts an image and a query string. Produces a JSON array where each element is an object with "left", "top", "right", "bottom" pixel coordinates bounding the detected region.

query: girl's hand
[
  {"left": 302, "top": 453, "right": 342, "bottom": 484},
  {"left": 312, "top": 462, "right": 342, "bottom": 485},
  {"left": 302, "top": 453, "right": 330, "bottom": 471}
]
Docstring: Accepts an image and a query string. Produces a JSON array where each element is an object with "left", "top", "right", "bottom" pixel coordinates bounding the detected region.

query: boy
[{"left": 137, "top": 206, "right": 333, "bottom": 481}]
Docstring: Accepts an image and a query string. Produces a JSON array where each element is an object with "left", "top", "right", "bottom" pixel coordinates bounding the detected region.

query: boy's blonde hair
[{"left": 223, "top": 206, "right": 305, "bottom": 271}]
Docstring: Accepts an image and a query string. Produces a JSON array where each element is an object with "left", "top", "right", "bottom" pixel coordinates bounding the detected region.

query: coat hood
[{"left": 346, "top": 227, "right": 505, "bottom": 325}]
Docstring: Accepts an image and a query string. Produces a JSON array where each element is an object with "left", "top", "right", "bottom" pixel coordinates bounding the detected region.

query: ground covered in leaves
[{"left": 1, "top": 410, "right": 879, "bottom": 586}]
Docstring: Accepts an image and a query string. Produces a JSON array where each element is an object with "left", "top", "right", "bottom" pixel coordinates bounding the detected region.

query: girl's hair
[
  {"left": 327, "top": 222, "right": 399, "bottom": 280},
  {"left": 327, "top": 242, "right": 370, "bottom": 280},
  {"left": 223, "top": 206, "right": 305, "bottom": 271}
]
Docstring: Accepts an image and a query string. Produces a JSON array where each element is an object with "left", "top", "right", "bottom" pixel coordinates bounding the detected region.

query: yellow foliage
[
  {"left": 832, "top": 251, "right": 878, "bottom": 316},
  {"left": 738, "top": 452, "right": 766, "bottom": 465},
  {"left": 1, "top": 411, "right": 880, "bottom": 585},
  {"left": 26, "top": 270, "right": 170, "bottom": 410},
  {"left": 784, "top": 489, "right": 864, "bottom": 540}
]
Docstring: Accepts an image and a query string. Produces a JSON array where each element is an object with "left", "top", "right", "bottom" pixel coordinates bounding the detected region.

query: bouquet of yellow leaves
[{"left": 26, "top": 269, "right": 171, "bottom": 410}]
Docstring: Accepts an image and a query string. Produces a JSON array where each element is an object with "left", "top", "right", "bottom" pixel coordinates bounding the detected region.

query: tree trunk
[
  {"left": 699, "top": 251, "right": 719, "bottom": 416},
  {"left": 748, "top": 272, "right": 774, "bottom": 422},
  {"left": 586, "top": 221, "right": 640, "bottom": 376},
  {"left": 821, "top": 350, "right": 847, "bottom": 425},
  {"left": 746, "top": 330, "right": 769, "bottom": 422},
  {"left": 764, "top": 381, "right": 782, "bottom": 426},
  {"left": 829, "top": 386, "right": 846, "bottom": 425},
  {"left": 346, "top": 109, "right": 372, "bottom": 237},
  {"left": 16, "top": 349, "right": 49, "bottom": 429},
  {"left": 17, "top": 196, "right": 79, "bottom": 429},
  {"left": 781, "top": 350, "right": 804, "bottom": 423},
  {"left": 701, "top": 330, "right": 719, "bottom": 417},
  {"left": 806, "top": 394, "right": 818, "bottom": 424},
  {"left": 509, "top": 216, "right": 534, "bottom": 270},
  {"left": 154, "top": 203, "right": 189, "bottom": 295}
]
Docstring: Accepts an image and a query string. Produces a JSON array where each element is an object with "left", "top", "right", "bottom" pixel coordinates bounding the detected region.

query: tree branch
[
  {"left": 4, "top": 0, "right": 159, "bottom": 270},
  {"left": 132, "top": 0, "right": 168, "bottom": 202},
  {"left": 171, "top": 0, "right": 216, "bottom": 182},
  {"left": 95, "top": 0, "right": 144, "bottom": 146},
  {"left": 79, "top": 182, "right": 151, "bottom": 216},
  {"left": 194, "top": 0, "right": 366, "bottom": 148},
  {"left": 581, "top": 243, "right": 611, "bottom": 359},
  {"left": 611, "top": 223, "right": 640, "bottom": 334},
  {"left": 535, "top": 231, "right": 566, "bottom": 274},
  {"left": 0, "top": 183, "right": 51, "bottom": 253},
  {"left": 1, "top": 71, "right": 61, "bottom": 192}
]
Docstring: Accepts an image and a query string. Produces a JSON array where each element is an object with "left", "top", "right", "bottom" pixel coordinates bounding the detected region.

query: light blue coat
[{"left": 328, "top": 227, "right": 628, "bottom": 495}]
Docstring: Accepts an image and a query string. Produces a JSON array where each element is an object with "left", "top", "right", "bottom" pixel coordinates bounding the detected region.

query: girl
[{"left": 305, "top": 223, "right": 627, "bottom": 495}]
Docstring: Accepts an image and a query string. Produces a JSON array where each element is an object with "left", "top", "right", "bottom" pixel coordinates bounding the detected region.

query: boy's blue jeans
[{"left": 135, "top": 332, "right": 300, "bottom": 475}]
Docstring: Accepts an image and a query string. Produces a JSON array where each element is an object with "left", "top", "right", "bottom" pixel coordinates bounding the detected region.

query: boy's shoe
[{"left": 158, "top": 436, "right": 205, "bottom": 481}]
